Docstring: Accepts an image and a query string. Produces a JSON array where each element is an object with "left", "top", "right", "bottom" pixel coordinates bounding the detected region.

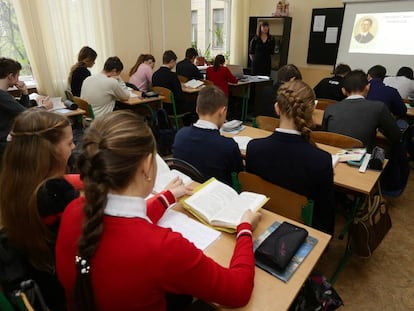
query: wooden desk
[
  {"left": 54, "top": 108, "right": 85, "bottom": 118},
  {"left": 174, "top": 203, "right": 331, "bottom": 311},
  {"left": 118, "top": 91, "right": 165, "bottom": 106},
  {"left": 223, "top": 126, "right": 383, "bottom": 196},
  {"left": 406, "top": 105, "right": 414, "bottom": 117},
  {"left": 181, "top": 84, "right": 204, "bottom": 94}
]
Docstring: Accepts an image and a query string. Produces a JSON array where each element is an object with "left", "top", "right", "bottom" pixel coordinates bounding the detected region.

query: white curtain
[
  {"left": 12, "top": 0, "right": 114, "bottom": 96},
  {"left": 230, "top": 0, "right": 250, "bottom": 66}
]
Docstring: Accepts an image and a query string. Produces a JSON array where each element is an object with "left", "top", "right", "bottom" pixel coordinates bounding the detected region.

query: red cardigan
[
  {"left": 206, "top": 65, "right": 238, "bottom": 96},
  {"left": 56, "top": 192, "right": 254, "bottom": 311}
]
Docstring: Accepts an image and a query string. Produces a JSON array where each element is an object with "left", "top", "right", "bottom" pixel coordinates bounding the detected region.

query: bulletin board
[{"left": 307, "top": 7, "right": 345, "bottom": 65}]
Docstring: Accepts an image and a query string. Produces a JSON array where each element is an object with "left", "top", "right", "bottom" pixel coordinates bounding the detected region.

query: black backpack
[{"left": 152, "top": 108, "right": 176, "bottom": 156}]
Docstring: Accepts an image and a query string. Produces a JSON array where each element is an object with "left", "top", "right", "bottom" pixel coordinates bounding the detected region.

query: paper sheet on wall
[
  {"left": 325, "top": 27, "right": 338, "bottom": 44},
  {"left": 313, "top": 15, "right": 326, "bottom": 32}
]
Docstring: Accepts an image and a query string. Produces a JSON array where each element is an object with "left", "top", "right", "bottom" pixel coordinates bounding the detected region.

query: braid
[
  {"left": 70, "top": 111, "right": 155, "bottom": 310},
  {"left": 277, "top": 80, "right": 315, "bottom": 143}
]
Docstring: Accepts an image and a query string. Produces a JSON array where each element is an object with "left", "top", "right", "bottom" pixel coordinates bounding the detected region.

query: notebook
[{"left": 226, "top": 64, "right": 247, "bottom": 80}]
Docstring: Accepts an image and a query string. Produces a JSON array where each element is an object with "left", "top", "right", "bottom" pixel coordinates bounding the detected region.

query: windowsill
[{"left": 7, "top": 75, "right": 37, "bottom": 92}]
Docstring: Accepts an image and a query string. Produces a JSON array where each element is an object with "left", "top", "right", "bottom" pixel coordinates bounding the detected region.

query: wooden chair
[
  {"left": 152, "top": 86, "right": 192, "bottom": 129},
  {"left": 72, "top": 96, "right": 94, "bottom": 127},
  {"left": 315, "top": 98, "right": 336, "bottom": 111},
  {"left": 201, "top": 79, "right": 214, "bottom": 86},
  {"left": 311, "top": 131, "right": 363, "bottom": 149},
  {"left": 255, "top": 115, "right": 280, "bottom": 131},
  {"left": 178, "top": 75, "right": 188, "bottom": 83},
  {"left": 238, "top": 171, "right": 313, "bottom": 226}
]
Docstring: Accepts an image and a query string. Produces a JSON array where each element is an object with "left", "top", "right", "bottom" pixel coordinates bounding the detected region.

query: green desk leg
[{"left": 241, "top": 84, "right": 251, "bottom": 122}]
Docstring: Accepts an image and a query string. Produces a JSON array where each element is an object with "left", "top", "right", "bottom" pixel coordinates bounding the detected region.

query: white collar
[
  {"left": 276, "top": 128, "right": 301, "bottom": 135},
  {"left": 346, "top": 95, "right": 365, "bottom": 100},
  {"left": 104, "top": 193, "right": 152, "bottom": 223},
  {"left": 193, "top": 119, "right": 218, "bottom": 130}
]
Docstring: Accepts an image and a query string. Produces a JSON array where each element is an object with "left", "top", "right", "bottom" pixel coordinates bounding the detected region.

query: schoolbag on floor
[{"left": 153, "top": 108, "right": 176, "bottom": 156}]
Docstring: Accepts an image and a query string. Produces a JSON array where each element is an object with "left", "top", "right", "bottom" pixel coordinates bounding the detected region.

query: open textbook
[
  {"left": 153, "top": 155, "right": 192, "bottom": 193},
  {"left": 182, "top": 178, "right": 268, "bottom": 232},
  {"left": 336, "top": 148, "right": 366, "bottom": 162},
  {"left": 184, "top": 79, "right": 204, "bottom": 89}
]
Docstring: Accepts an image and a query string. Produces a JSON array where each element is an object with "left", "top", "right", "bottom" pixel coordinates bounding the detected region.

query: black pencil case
[{"left": 254, "top": 222, "right": 308, "bottom": 271}]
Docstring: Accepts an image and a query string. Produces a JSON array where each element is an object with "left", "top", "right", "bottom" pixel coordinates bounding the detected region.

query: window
[
  {"left": 0, "top": 0, "right": 32, "bottom": 78},
  {"left": 191, "top": 0, "right": 231, "bottom": 61},
  {"left": 191, "top": 10, "right": 198, "bottom": 48},
  {"left": 212, "top": 9, "right": 224, "bottom": 48}
]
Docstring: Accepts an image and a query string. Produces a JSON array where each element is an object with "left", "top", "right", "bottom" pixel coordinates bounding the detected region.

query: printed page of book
[
  {"left": 336, "top": 148, "right": 366, "bottom": 162},
  {"left": 158, "top": 209, "right": 221, "bottom": 250},
  {"left": 184, "top": 178, "right": 239, "bottom": 224},
  {"left": 154, "top": 169, "right": 192, "bottom": 193}
]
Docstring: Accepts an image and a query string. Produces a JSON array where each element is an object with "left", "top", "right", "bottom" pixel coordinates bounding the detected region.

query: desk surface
[
  {"left": 174, "top": 203, "right": 331, "bottom": 311},
  {"left": 119, "top": 91, "right": 165, "bottom": 105},
  {"left": 54, "top": 108, "right": 85, "bottom": 117},
  {"left": 224, "top": 126, "right": 383, "bottom": 195}
]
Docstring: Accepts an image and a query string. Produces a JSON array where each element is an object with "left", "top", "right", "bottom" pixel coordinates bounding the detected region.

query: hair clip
[{"left": 75, "top": 255, "right": 91, "bottom": 274}]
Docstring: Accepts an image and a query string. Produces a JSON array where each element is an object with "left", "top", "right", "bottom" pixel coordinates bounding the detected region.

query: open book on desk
[
  {"left": 184, "top": 79, "right": 204, "bottom": 89},
  {"left": 153, "top": 155, "right": 192, "bottom": 194},
  {"left": 336, "top": 148, "right": 366, "bottom": 162},
  {"left": 182, "top": 178, "right": 268, "bottom": 233}
]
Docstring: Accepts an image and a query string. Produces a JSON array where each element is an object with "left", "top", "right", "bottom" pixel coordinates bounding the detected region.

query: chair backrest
[
  {"left": 163, "top": 158, "right": 207, "bottom": 183},
  {"left": 315, "top": 98, "right": 336, "bottom": 111},
  {"left": 72, "top": 96, "right": 94, "bottom": 119},
  {"left": 255, "top": 116, "right": 280, "bottom": 131},
  {"left": 152, "top": 86, "right": 173, "bottom": 104},
  {"left": 311, "top": 131, "right": 363, "bottom": 149},
  {"left": 238, "top": 172, "right": 312, "bottom": 225},
  {"left": 178, "top": 75, "right": 188, "bottom": 83},
  {"left": 65, "top": 90, "right": 74, "bottom": 101}
]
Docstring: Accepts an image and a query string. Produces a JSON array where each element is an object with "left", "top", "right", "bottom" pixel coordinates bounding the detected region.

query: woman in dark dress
[{"left": 249, "top": 21, "right": 275, "bottom": 76}]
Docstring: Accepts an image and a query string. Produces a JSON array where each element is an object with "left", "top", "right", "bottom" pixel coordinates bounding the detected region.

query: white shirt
[
  {"left": 104, "top": 193, "right": 151, "bottom": 222},
  {"left": 276, "top": 128, "right": 301, "bottom": 135},
  {"left": 81, "top": 73, "right": 130, "bottom": 118},
  {"left": 193, "top": 119, "right": 218, "bottom": 130},
  {"left": 384, "top": 76, "right": 414, "bottom": 99}
]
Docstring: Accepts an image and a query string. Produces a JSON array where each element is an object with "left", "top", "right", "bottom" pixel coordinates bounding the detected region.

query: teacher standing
[{"left": 249, "top": 21, "right": 275, "bottom": 76}]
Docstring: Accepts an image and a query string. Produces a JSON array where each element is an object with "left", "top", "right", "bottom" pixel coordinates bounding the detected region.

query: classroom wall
[
  {"left": 109, "top": 0, "right": 191, "bottom": 80},
  {"left": 247, "top": 0, "right": 343, "bottom": 87},
  {"left": 109, "top": 0, "right": 341, "bottom": 87}
]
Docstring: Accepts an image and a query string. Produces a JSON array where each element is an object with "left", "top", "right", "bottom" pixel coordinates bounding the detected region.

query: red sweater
[
  {"left": 56, "top": 192, "right": 254, "bottom": 311},
  {"left": 206, "top": 65, "right": 238, "bottom": 96}
]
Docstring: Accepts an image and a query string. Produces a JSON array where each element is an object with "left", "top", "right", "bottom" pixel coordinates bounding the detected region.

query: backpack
[
  {"left": 0, "top": 230, "right": 49, "bottom": 311},
  {"left": 152, "top": 108, "right": 176, "bottom": 156}
]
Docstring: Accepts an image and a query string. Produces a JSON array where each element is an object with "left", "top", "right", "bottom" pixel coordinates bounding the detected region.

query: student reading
[
  {"left": 55, "top": 110, "right": 260, "bottom": 311},
  {"left": 246, "top": 80, "right": 335, "bottom": 235},
  {"left": 68, "top": 46, "right": 97, "bottom": 97}
]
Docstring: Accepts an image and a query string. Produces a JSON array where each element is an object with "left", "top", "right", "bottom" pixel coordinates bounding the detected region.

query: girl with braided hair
[
  {"left": 55, "top": 110, "right": 260, "bottom": 311},
  {"left": 0, "top": 109, "right": 78, "bottom": 310},
  {"left": 246, "top": 80, "right": 335, "bottom": 235}
]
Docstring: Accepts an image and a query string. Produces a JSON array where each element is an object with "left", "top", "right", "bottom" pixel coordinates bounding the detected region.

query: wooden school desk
[
  {"left": 54, "top": 108, "right": 85, "bottom": 118},
  {"left": 174, "top": 201, "right": 331, "bottom": 311},
  {"left": 116, "top": 91, "right": 165, "bottom": 118}
]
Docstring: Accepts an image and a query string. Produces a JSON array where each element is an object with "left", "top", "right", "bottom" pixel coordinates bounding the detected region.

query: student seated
[
  {"left": 152, "top": 50, "right": 193, "bottom": 115},
  {"left": 246, "top": 80, "right": 335, "bottom": 235},
  {"left": 367, "top": 65, "right": 407, "bottom": 118},
  {"left": 173, "top": 85, "right": 243, "bottom": 185},
  {"left": 68, "top": 46, "right": 97, "bottom": 97},
  {"left": 0, "top": 57, "right": 52, "bottom": 163},
  {"left": 176, "top": 47, "right": 203, "bottom": 81},
  {"left": 81, "top": 56, "right": 129, "bottom": 118},
  {"left": 55, "top": 110, "right": 260, "bottom": 311},
  {"left": 128, "top": 54, "right": 155, "bottom": 92},
  {"left": 0, "top": 109, "right": 78, "bottom": 310},
  {"left": 323, "top": 69, "right": 401, "bottom": 152},
  {"left": 259, "top": 64, "right": 302, "bottom": 117},
  {"left": 206, "top": 54, "right": 238, "bottom": 97},
  {"left": 314, "top": 63, "right": 351, "bottom": 101},
  {"left": 384, "top": 66, "right": 414, "bottom": 100}
]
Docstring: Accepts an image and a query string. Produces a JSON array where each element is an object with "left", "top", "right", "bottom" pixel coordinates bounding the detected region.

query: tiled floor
[{"left": 315, "top": 170, "right": 414, "bottom": 310}]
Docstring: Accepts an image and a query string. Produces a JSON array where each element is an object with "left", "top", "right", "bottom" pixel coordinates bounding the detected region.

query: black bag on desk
[
  {"left": 255, "top": 222, "right": 308, "bottom": 271},
  {"left": 348, "top": 195, "right": 392, "bottom": 257}
]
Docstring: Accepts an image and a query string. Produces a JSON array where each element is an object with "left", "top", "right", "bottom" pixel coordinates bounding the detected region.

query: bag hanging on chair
[{"left": 348, "top": 195, "right": 392, "bottom": 257}]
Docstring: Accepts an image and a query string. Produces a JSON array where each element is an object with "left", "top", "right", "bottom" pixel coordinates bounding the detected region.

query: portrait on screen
[{"left": 354, "top": 16, "right": 377, "bottom": 44}]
